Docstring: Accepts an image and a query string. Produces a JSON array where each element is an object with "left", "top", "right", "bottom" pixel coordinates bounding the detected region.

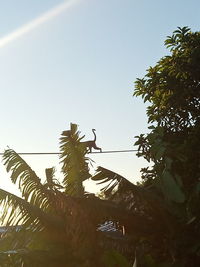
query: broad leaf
[{"left": 161, "top": 170, "right": 185, "bottom": 203}]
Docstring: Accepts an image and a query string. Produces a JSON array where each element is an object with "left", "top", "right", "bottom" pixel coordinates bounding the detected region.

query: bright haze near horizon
[{"left": 0, "top": 0, "right": 199, "bottom": 195}]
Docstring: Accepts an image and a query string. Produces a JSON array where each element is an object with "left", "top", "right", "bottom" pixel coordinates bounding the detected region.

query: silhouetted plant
[{"left": 0, "top": 123, "right": 134, "bottom": 266}]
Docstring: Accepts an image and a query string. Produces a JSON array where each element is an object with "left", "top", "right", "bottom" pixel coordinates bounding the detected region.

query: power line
[
  {"left": 0, "top": 149, "right": 138, "bottom": 156},
  {"left": 90, "top": 149, "right": 138, "bottom": 154}
]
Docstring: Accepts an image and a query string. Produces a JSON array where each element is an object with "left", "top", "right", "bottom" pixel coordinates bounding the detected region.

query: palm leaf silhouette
[
  {"left": 59, "top": 123, "right": 91, "bottom": 196},
  {"left": 1, "top": 124, "right": 151, "bottom": 266},
  {"left": 3, "top": 149, "right": 56, "bottom": 210},
  {"left": 0, "top": 188, "right": 64, "bottom": 231}
]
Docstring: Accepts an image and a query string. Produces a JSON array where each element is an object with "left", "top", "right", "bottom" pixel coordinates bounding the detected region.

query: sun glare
[{"left": 0, "top": 0, "right": 81, "bottom": 48}]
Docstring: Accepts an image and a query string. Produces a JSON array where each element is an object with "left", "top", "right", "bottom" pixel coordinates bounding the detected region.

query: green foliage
[
  {"left": 59, "top": 123, "right": 90, "bottom": 196},
  {"left": 134, "top": 26, "right": 200, "bottom": 130},
  {"left": 0, "top": 123, "right": 136, "bottom": 266},
  {"left": 102, "top": 249, "right": 131, "bottom": 267},
  {"left": 161, "top": 169, "right": 185, "bottom": 203},
  {"left": 133, "top": 27, "right": 200, "bottom": 265},
  {"left": 0, "top": 123, "right": 96, "bottom": 265}
]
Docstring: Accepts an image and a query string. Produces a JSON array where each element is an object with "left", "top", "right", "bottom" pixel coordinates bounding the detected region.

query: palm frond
[
  {"left": 92, "top": 167, "right": 176, "bottom": 236},
  {"left": 2, "top": 149, "right": 55, "bottom": 210},
  {"left": 92, "top": 166, "right": 165, "bottom": 203},
  {"left": 92, "top": 166, "right": 136, "bottom": 197},
  {"left": 59, "top": 123, "right": 91, "bottom": 196},
  {"left": 0, "top": 188, "right": 64, "bottom": 231}
]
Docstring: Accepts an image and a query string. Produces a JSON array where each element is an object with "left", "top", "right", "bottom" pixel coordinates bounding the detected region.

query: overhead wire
[{"left": 0, "top": 149, "right": 138, "bottom": 156}]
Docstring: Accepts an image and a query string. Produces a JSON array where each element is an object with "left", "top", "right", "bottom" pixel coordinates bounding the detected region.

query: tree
[
  {"left": 0, "top": 123, "right": 138, "bottom": 266},
  {"left": 93, "top": 27, "right": 200, "bottom": 266},
  {"left": 132, "top": 26, "right": 200, "bottom": 265}
]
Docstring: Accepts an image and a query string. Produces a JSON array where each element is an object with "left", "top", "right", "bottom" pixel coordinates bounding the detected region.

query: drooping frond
[
  {"left": 92, "top": 167, "right": 176, "bottom": 236},
  {"left": 0, "top": 189, "right": 64, "bottom": 231},
  {"left": 59, "top": 123, "right": 91, "bottom": 196},
  {"left": 92, "top": 166, "right": 166, "bottom": 203},
  {"left": 2, "top": 149, "right": 55, "bottom": 210},
  {"left": 92, "top": 166, "right": 136, "bottom": 197}
]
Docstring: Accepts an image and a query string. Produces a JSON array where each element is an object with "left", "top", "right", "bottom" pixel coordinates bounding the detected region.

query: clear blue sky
[{"left": 0, "top": 0, "right": 199, "bottom": 194}]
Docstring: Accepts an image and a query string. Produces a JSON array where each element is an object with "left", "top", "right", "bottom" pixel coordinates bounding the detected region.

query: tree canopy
[{"left": 132, "top": 26, "right": 200, "bottom": 266}]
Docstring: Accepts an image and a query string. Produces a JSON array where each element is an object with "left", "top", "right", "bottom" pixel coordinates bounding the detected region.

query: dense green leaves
[
  {"left": 134, "top": 26, "right": 200, "bottom": 130},
  {"left": 161, "top": 170, "right": 185, "bottom": 203},
  {"left": 133, "top": 27, "right": 200, "bottom": 266}
]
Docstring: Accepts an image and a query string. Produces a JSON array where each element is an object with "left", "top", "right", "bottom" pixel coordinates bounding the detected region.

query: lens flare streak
[{"left": 0, "top": 0, "right": 80, "bottom": 48}]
